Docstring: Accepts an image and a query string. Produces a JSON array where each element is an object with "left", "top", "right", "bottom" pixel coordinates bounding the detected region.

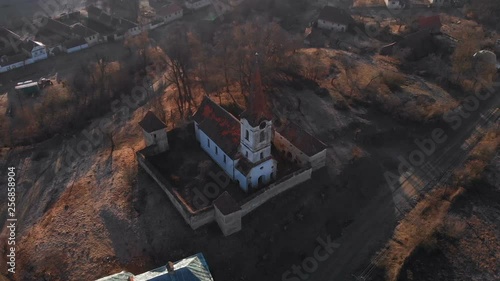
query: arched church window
[{"left": 260, "top": 131, "right": 265, "bottom": 142}]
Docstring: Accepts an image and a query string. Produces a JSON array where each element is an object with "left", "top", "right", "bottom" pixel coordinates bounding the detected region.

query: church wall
[
  {"left": 234, "top": 167, "right": 249, "bottom": 192},
  {"left": 273, "top": 131, "right": 310, "bottom": 166},
  {"left": 198, "top": 129, "right": 236, "bottom": 179},
  {"left": 240, "top": 166, "right": 312, "bottom": 216},
  {"left": 248, "top": 158, "right": 277, "bottom": 188},
  {"left": 309, "top": 149, "right": 327, "bottom": 170},
  {"left": 214, "top": 207, "right": 242, "bottom": 236},
  {"left": 273, "top": 131, "right": 327, "bottom": 170}
]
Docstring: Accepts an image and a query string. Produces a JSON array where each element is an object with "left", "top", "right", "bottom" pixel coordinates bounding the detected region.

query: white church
[
  {"left": 192, "top": 58, "right": 277, "bottom": 192},
  {"left": 140, "top": 56, "right": 328, "bottom": 194}
]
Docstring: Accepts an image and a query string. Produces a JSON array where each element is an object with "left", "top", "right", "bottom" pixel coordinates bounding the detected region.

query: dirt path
[{"left": 308, "top": 90, "right": 500, "bottom": 280}]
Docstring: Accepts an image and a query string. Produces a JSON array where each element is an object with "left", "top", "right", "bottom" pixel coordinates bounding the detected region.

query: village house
[
  {"left": 96, "top": 253, "right": 215, "bottom": 281},
  {"left": 63, "top": 38, "right": 89, "bottom": 53},
  {"left": 37, "top": 17, "right": 100, "bottom": 52},
  {"left": 70, "top": 23, "right": 99, "bottom": 46},
  {"left": 0, "top": 28, "right": 48, "bottom": 73},
  {"left": 139, "top": 111, "right": 170, "bottom": 154},
  {"left": 317, "top": 6, "right": 354, "bottom": 32},
  {"left": 86, "top": 5, "right": 142, "bottom": 40},
  {"left": 156, "top": 4, "right": 184, "bottom": 24},
  {"left": 185, "top": 0, "right": 212, "bottom": 10},
  {"left": 43, "top": 18, "right": 73, "bottom": 37}
]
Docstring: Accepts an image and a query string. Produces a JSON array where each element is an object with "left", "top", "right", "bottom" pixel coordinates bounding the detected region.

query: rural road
[{"left": 308, "top": 86, "right": 500, "bottom": 281}]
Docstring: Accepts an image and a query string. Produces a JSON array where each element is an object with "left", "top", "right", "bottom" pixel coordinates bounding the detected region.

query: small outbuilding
[{"left": 139, "top": 111, "right": 169, "bottom": 154}]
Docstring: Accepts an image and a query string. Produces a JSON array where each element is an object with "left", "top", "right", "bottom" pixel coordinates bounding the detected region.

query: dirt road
[{"left": 308, "top": 88, "right": 500, "bottom": 281}]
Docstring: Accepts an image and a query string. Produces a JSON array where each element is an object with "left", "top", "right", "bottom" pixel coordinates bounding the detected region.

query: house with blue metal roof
[{"left": 95, "top": 253, "right": 215, "bottom": 281}]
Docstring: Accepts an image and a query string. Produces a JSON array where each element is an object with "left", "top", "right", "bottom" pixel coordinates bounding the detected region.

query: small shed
[{"left": 139, "top": 111, "right": 169, "bottom": 154}]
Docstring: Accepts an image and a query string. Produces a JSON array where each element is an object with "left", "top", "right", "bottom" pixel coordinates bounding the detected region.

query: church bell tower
[{"left": 240, "top": 53, "right": 273, "bottom": 163}]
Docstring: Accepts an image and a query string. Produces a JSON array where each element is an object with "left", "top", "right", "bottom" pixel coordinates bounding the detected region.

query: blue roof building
[{"left": 96, "top": 253, "right": 215, "bottom": 281}]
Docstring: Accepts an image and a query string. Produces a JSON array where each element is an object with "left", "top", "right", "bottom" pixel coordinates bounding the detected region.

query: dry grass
[
  {"left": 375, "top": 187, "right": 465, "bottom": 281},
  {"left": 378, "top": 127, "right": 499, "bottom": 280},
  {"left": 454, "top": 128, "right": 500, "bottom": 186},
  {"left": 308, "top": 49, "right": 459, "bottom": 122}
]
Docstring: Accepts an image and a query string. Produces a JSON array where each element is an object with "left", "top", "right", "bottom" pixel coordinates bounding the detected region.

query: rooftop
[
  {"left": 44, "top": 18, "right": 72, "bottom": 35},
  {"left": 96, "top": 253, "right": 214, "bottom": 281},
  {"left": 193, "top": 96, "right": 241, "bottom": 157},
  {"left": 139, "top": 111, "right": 167, "bottom": 133},
  {"left": 276, "top": 121, "right": 327, "bottom": 157},
  {"left": 64, "top": 37, "right": 87, "bottom": 48},
  {"left": 156, "top": 4, "right": 183, "bottom": 17},
  {"left": 0, "top": 53, "right": 29, "bottom": 67},
  {"left": 213, "top": 191, "right": 241, "bottom": 215},
  {"left": 71, "top": 23, "right": 98, "bottom": 38},
  {"left": 134, "top": 253, "right": 214, "bottom": 281},
  {"left": 318, "top": 6, "right": 354, "bottom": 25},
  {"left": 240, "top": 54, "right": 272, "bottom": 127}
]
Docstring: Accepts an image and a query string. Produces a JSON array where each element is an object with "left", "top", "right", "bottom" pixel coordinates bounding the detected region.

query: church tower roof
[{"left": 240, "top": 53, "right": 271, "bottom": 127}]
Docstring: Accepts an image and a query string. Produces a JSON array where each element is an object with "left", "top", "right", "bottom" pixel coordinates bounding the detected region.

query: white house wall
[
  {"left": 247, "top": 158, "right": 277, "bottom": 188},
  {"left": 85, "top": 35, "right": 99, "bottom": 46},
  {"left": 66, "top": 44, "right": 89, "bottom": 53},
  {"left": 164, "top": 10, "right": 183, "bottom": 23},
  {"left": 31, "top": 46, "right": 48, "bottom": 61},
  {"left": 126, "top": 27, "right": 142, "bottom": 37},
  {"left": 0, "top": 58, "right": 35, "bottom": 73}
]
